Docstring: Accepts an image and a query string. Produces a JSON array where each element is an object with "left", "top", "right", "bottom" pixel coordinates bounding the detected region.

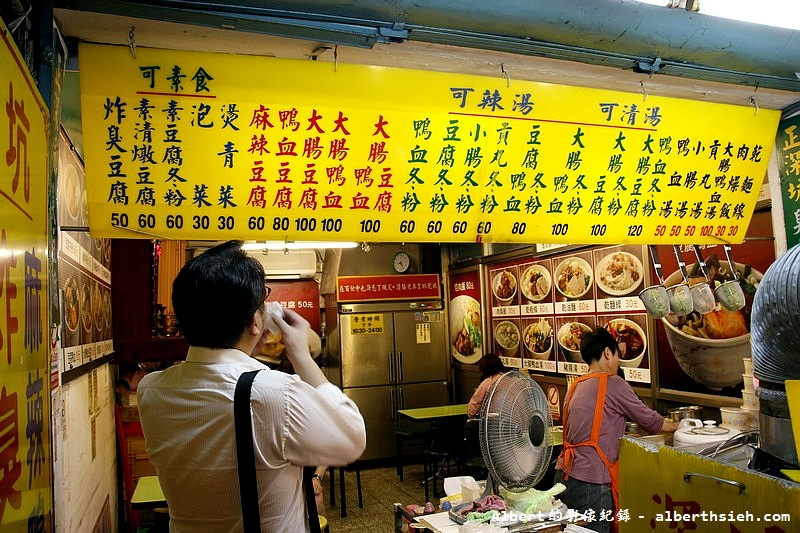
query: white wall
[{"left": 52, "top": 366, "right": 118, "bottom": 533}]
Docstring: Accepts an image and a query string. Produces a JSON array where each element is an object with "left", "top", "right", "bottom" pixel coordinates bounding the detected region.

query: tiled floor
[{"left": 321, "top": 461, "right": 438, "bottom": 532}]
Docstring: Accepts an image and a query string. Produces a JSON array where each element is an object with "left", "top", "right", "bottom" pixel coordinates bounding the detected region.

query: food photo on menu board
[
  {"left": 493, "top": 318, "right": 522, "bottom": 367},
  {"left": 552, "top": 252, "right": 596, "bottom": 314},
  {"left": 520, "top": 316, "right": 558, "bottom": 373},
  {"left": 555, "top": 315, "right": 596, "bottom": 374},
  {"left": 599, "top": 313, "right": 651, "bottom": 383},
  {"left": 652, "top": 238, "right": 773, "bottom": 394},
  {"left": 518, "top": 259, "right": 555, "bottom": 316},
  {"left": 448, "top": 269, "right": 485, "bottom": 365},
  {"left": 593, "top": 246, "right": 645, "bottom": 298},
  {"left": 520, "top": 262, "right": 552, "bottom": 303},
  {"left": 491, "top": 267, "right": 519, "bottom": 309}
]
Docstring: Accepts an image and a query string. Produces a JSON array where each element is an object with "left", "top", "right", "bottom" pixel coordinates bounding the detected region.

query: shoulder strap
[
  {"left": 234, "top": 370, "right": 322, "bottom": 533},
  {"left": 234, "top": 370, "right": 263, "bottom": 533}
]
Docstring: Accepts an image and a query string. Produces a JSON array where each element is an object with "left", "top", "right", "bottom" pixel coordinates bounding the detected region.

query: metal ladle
[
  {"left": 714, "top": 244, "right": 746, "bottom": 311},
  {"left": 690, "top": 245, "right": 717, "bottom": 314},
  {"left": 638, "top": 245, "right": 671, "bottom": 319},
  {"left": 668, "top": 245, "right": 694, "bottom": 316}
]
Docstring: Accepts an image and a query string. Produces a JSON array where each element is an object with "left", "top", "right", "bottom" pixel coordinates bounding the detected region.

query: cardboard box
[
  {"left": 129, "top": 454, "right": 156, "bottom": 478},
  {"left": 119, "top": 405, "right": 140, "bottom": 423},
  {"left": 126, "top": 435, "right": 146, "bottom": 454}
]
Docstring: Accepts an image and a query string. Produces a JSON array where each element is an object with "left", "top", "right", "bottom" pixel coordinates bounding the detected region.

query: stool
[
  {"left": 328, "top": 464, "right": 363, "bottom": 518},
  {"left": 423, "top": 448, "right": 456, "bottom": 503},
  {"left": 319, "top": 515, "right": 330, "bottom": 533},
  {"left": 395, "top": 428, "right": 431, "bottom": 481}
]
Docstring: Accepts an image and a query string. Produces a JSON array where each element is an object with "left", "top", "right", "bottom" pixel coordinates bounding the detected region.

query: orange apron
[{"left": 558, "top": 373, "right": 619, "bottom": 531}]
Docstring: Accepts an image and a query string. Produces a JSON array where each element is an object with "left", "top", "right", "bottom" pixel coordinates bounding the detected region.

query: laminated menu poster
[
  {"left": 448, "top": 268, "right": 484, "bottom": 365},
  {"left": 653, "top": 235, "right": 775, "bottom": 395},
  {"left": 78, "top": 44, "right": 779, "bottom": 245},
  {"left": 58, "top": 132, "right": 114, "bottom": 370},
  {"left": 487, "top": 247, "right": 652, "bottom": 383}
]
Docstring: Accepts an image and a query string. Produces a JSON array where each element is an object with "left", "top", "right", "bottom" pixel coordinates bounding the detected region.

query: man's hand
[{"left": 269, "top": 306, "right": 326, "bottom": 387}]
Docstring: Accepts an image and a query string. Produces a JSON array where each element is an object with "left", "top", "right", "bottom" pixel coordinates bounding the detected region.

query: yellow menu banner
[
  {"left": 1, "top": 19, "right": 53, "bottom": 528},
  {"left": 79, "top": 44, "right": 780, "bottom": 244}
]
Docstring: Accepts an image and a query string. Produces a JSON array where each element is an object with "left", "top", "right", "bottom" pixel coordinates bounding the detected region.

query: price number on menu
[
  {"left": 654, "top": 224, "right": 739, "bottom": 239},
  {"left": 110, "top": 213, "right": 347, "bottom": 234},
  {"left": 267, "top": 217, "right": 343, "bottom": 233}
]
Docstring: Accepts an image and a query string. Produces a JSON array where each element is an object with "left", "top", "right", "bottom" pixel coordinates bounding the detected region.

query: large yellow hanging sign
[
  {"left": 78, "top": 44, "right": 780, "bottom": 244},
  {"left": 1, "top": 18, "right": 53, "bottom": 529}
]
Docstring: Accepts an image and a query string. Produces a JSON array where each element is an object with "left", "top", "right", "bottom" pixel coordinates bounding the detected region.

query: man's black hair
[
  {"left": 579, "top": 327, "right": 617, "bottom": 366},
  {"left": 172, "top": 240, "right": 266, "bottom": 348}
]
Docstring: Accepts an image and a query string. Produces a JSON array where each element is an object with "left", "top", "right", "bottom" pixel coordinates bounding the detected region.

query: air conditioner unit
[{"left": 249, "top": 249, "right": 318, "bottom": 279}]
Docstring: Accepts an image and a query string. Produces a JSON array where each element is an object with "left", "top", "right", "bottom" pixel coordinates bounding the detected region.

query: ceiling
[{"left": 52, "top": 0, "right": 800, "bottom": 112}]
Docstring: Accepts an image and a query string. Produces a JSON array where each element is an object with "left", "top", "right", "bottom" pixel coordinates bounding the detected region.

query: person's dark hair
[
  {"left": 580, "top": 327, "right": 617, "bottom": 365},
  {"left": 172, "top": 240, "right": 266, "bottom": 348},
  {"left": 478, "top": 352, "right": 506, "bottom": 381}
]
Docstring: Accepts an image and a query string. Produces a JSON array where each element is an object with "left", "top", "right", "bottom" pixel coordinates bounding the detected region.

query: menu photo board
[{"left": 486, "top": 246, "right": 653, "bottom": 383}]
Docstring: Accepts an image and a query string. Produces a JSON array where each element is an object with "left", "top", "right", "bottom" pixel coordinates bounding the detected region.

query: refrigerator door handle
[
  {"left": 390, "top": 388, "right": 397, "bottom": 420},
  {"left": 398, "top": 386, "right": 404, "bottom": 410},
  {"left": 398, "top": 351, "right": 404, "bottom": 382},
  {"left": 388, "top": 351, "right": 395, "bottom": 382}
]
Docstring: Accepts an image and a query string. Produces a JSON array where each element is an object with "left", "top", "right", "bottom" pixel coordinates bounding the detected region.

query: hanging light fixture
[{"left": 241, "top": 241, "right": 358, "bottom": 251}]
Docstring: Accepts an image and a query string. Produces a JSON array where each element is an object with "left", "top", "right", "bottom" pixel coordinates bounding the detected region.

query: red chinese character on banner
[
  {"left": 0, "top": 386, "right": 22, "bottom": 521},
  {"left": 5, "top": 82, "right": 31, "bottom": 202},
  {"left": 0, "top": 230, "right": 19, "bottom": 364}
]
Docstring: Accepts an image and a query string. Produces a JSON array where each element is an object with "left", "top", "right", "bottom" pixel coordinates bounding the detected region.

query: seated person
[{"left": 467, "top": 352, "right": 507, "bottom": 418}]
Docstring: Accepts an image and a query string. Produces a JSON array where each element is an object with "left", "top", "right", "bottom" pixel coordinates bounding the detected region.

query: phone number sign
[{"left": 79, "top": 44, "right": 779, "bottom": 245}]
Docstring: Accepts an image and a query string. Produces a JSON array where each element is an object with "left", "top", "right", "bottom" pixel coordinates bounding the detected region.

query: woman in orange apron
[{"left": 555, "top": 327, "right": 677, "bottom": 533}]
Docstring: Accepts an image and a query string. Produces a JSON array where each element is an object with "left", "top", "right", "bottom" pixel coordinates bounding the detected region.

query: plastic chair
[
  {"left": 459, "top": 418, "right": 487, "bottom": 480},
  {"left": 327, "top": 464, "right": 363, "bottom": 518},
  {"left": 394, "top": 428, "right": 431, "bottom": 481}
]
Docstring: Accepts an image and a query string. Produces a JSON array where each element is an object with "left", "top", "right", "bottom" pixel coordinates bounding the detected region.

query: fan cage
[{"left": 479, "top": 371, "right": 554, "bottom": 493}]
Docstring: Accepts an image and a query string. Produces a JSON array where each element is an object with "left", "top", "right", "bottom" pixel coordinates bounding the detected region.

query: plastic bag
[{"left": 499, "top": 483, "right": 566, "bottom": 514}]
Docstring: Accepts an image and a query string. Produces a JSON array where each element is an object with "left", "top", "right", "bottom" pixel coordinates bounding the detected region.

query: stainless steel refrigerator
[{"left": 336, "top": 300, "right": 449, "bottom": 461}]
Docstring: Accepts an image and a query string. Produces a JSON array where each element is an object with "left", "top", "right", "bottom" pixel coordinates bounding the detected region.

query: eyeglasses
[{"left": 264, "top": 284, "right": 272, "bottom": 301}]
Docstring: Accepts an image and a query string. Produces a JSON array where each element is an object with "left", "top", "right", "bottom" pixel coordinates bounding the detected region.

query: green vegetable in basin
[
  {"left": 669, "top": 286, "right": 693, "bottom": 315},
  {"left": 640, "top": 289, "right": 669, "bottom": 318}
]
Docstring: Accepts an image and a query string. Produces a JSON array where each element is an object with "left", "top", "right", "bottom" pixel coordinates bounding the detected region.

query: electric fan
[
  {"left": 448, "top": 371, "right": 566, "bottom": 527},
  {"left": 478, "top": 371, "right": 555, "bottom": 496}
]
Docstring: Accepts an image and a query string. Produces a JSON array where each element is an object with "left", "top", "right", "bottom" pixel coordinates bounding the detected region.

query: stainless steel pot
[{"left": 668, "top": 405, "right": 703, "bottom": 422}]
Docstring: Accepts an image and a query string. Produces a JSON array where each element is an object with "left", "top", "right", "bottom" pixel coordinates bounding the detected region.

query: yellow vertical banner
[
  {"left": 0, "top": 19, "right": 53, "bottom": 530},
  {"left": 79, "top": 44, "right": 780, "bottom": 245}
]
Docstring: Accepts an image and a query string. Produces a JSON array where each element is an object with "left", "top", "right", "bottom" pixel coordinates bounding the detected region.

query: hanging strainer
[
  {"left": 714, "top": 244, "right": 746, "bottom": 311},
  {"left": 667, "top": 245, "right": 694, "bottom": 316},
  {"left": 689, "top": 245, "right": 716, "bottom": 314},
  {"left": 639, "top": 245, "right": 670, "bottom": 319}
]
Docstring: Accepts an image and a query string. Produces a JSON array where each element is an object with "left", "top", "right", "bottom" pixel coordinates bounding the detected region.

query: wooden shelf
[
  {"left": 113, "top": 337, "right": 188, "bottom": 365},
  {"left": 111, "top": 239, "right": 188, "bottom": 364}
]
